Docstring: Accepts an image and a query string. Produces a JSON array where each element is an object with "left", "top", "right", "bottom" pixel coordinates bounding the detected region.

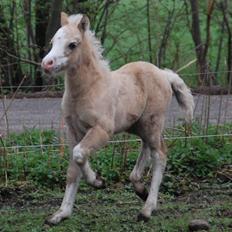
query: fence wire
[{"left": 1, "top": 133, "right": 232, "bottom": 152}]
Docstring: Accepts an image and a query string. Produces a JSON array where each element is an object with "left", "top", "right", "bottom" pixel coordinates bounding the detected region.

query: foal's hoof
[
  {"left": 135, "top": 188, "right": 148, "bottom": 201},
  {"left": 44, "top": 209, "right": 70, "bottom": 226},
  {"left": 137, "top": 213, "right": 150, "bottom": 222},
  {"left": 44, "top": 215, "right": 67, "bottom": 227},
  {"left": 94, "top": 173, "right": 106, "bottom": 189},
  {"left": 44, "top": 217, "right": 57, "bottom": 227}
]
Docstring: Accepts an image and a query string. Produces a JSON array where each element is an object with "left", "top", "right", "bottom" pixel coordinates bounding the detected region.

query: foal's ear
[
  {"left": 78, "top": 15, "right": 90, "bottom": 33},
  {"left": 61, "top": 12, "right": 69, "bottom": 26}
]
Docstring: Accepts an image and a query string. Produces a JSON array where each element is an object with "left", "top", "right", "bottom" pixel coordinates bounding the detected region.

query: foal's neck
[{"left": 65, "top": 35, "right": 108, "bottom": 98}]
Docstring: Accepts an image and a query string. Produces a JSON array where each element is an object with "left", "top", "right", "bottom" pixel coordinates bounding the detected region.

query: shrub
[{"left": 0, "top": 124, "right": 231, "bottom": 191}]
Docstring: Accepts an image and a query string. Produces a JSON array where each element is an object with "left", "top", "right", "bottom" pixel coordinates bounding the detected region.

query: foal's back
[
  {"left": 111, "top": 61, "right": 172, "bottom": 134},
  {"left": 114, "top": 61, "right": 172, "bottom": 109}
]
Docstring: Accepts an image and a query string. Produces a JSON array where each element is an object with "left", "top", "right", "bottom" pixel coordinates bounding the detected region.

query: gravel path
[{"left": 0, "top": 95, "right": 232, "bottom": 135}]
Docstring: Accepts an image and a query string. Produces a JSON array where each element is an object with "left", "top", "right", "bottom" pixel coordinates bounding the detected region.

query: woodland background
[{"left": 1, "top": 0, "right": 232, "bottom": 93}]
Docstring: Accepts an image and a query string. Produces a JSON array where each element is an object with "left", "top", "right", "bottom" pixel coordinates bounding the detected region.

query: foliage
[
  {"left": 1, "top": 0, "right": 232, "bottom": 90},
  {"left": 0, "top": 130, "right": 68, "bottom": 188},
  {"left": 0, "top": 124, "right": 231, "bottom": 192}
]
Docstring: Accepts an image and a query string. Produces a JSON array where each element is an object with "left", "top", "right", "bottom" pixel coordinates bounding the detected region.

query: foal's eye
[{"left": 68, "top": 42, "right": 77, "bottom": 50}]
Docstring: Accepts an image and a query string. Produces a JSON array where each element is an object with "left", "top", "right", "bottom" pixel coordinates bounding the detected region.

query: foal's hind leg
[
  {"left": 82, "top": 160, "right": 105, "bottom": 188},
  {"left": 130, "top": 142, "right": 150, "bottom": 201},
  {"left": 138, "top": 141, "right": 167, "bottom": 221}
]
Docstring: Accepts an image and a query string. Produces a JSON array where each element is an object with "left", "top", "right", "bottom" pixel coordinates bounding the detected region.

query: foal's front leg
[
  {"left": 81, "top": 160, "right": 106, "bottom": 188},
  {"left": 72, "top": 125, "right": 110, "bottom": 189},
  {"left": 46, "top": 160, "right": 102, "bottom": 225},
  {"left": 46, "top": 160, "right": 82, "bottom": 225},
  {"left": 73, "top": 125, "right": 111, "bottom": 165},
  {"left": 46, "top": 125, "right": 109, "bottom": 225}
]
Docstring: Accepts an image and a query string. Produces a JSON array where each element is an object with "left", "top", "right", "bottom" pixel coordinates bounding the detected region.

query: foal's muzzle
[{"left": 41, "top": 58, "right": 55, "bottom": 74}]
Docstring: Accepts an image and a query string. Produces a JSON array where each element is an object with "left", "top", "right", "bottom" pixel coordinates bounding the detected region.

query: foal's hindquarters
[{"left": 121, "top": 63, "right": 172, "bottom": 220}]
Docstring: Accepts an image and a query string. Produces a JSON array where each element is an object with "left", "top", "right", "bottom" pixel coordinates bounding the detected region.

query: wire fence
[
  {"left": 0, "top": 128, "right": 231, "bottom": 186},
  {"left": 2, "top": 133, "right": 232, "bottom": 151}
]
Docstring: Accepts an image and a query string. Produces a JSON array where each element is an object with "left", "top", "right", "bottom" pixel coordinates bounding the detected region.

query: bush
[
  {"left": 0, "top": 125, "right": 231, "bottom": 191},
  {"left": 0, "top": 129, "right": 68, "bottom": 187}
]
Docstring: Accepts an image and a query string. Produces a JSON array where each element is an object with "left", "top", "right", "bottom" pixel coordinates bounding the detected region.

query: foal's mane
[{"left": 68, "top": 14, "right": 110, "bottom": 72}]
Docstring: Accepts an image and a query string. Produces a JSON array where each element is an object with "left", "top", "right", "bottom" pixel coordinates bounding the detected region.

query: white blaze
[{"left": 42, "top": 28, "right": 68, "bottom": 72}]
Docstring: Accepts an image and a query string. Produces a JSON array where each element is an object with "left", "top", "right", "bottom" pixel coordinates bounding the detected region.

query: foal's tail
[{"left": 164, "top": 69, "right": 194, "bottom": 123}]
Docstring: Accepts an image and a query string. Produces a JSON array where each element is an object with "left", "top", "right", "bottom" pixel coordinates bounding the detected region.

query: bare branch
[
  {"left": 0, "top": 48, "right": 40, "bottom": 66},
  {"left": 0, "top": 75, "right": 27, "bottom": 123}
]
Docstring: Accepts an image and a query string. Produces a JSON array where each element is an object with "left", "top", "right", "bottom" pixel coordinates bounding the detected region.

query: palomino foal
[{"left": 42, "top": 12, "right": 194, "bottom": 225}]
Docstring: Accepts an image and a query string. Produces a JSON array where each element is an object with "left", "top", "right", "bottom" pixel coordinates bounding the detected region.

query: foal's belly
[
  {"left": 113, "top": 97, "right": 146, "bottom": 133},
  {"left": 114, "top": 112, "right": 140, "bottom": 133},
  {"left": 112, "top": 74, "right": 147, "bottom": 134}
]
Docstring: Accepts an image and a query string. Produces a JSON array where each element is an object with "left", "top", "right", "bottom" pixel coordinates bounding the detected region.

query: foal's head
[{"left": 42, "top": 12, "right": 90, "bottom": 75}]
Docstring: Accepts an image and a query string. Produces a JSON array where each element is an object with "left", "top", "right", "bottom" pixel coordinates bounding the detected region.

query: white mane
[{"left": 68, "top": 14, "right": 110, "bottom": 72}]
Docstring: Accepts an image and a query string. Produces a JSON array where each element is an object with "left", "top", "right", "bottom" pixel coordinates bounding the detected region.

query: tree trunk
[
  {"left": 219, "top": 0, "right": 232, "bottom": 89},
  {"left": 46, "top": 0, "right": 63, "bottom": 44},
  {"left": 189, "top": 0, "right": 207, "bottom": 85},
  {"left": 147, "top": 0, "right": 152, "bottom": 63},
  {"left": 23, "top": 0, "right": 37, "bottom": 80},
  {"left": 34, "top": 0, "right": 50, "bottom": 89},
  {"left": 100, "top": 0, "right": 110, "bottom": 45},
  {"left": 189, "top": 0, "right": 215, "bottom": 86},
  {"left": 215, "top": 20, "right": 225, "bottom": 76},
  {"left": 157, "top": 1, "right": 176, "bottom": 67},
  {"left": 0, "top": 3, "right": 23, "bottom": 90}
]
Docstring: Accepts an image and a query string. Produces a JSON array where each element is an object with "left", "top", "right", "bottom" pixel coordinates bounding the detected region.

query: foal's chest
[
  {"left": 62, "top": 97, "right": 98, "bottom": 134},
  {"left": 65, "top": 114, "right": 91, "bottom": 136}
]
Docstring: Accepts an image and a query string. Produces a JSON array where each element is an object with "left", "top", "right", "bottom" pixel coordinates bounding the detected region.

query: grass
[
  {"left": 0, "top": 181, "right": 232, "bottom": 232},
  {"left": 0, "top": 124, "right": 231, "bottom": 231}
]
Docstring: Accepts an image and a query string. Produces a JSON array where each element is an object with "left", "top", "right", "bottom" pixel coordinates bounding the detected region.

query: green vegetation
[
  {"left": 0, "top": 130, "right": 67, "bottom": 187},
  {"left": 0, "top": 124, "right": 231, "bottom": 189},
  {"left": 0, "top": 124, "right": 231, "bottom": 231},
  {"left": 1, "top": 0, "right": 232, "bottom": 91},
  {"left": 1, "top": 182, "right": 232, "bottom": 232}
]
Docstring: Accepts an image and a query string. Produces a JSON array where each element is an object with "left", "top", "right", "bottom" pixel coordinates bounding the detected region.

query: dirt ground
[{"left": 0, "top": 181, "right": 231, "bottom": 232}]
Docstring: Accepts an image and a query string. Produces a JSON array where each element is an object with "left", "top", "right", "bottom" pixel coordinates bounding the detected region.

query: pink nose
[{"left": 42, "top": 59, "right": 54, "bottom": 72}]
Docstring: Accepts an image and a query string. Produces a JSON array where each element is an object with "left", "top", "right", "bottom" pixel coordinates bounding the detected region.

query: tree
[
  {"left": 46, "top": 0, "right": 63, "bottom": 44},
  {"left": 218, "top": 0, "right": 232, "bottom": 89},
  {"left": 157, "top": 0, "right": 180, "bottom": 67},
  {"left": 188, "top": 0, "right": 216, "bottom": 86},
  {"left": 0, "top": 3, "right": 23, "bottom": 90},
  {"left": 34, "top": 1, "right": 50, "bottom": 88}
]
